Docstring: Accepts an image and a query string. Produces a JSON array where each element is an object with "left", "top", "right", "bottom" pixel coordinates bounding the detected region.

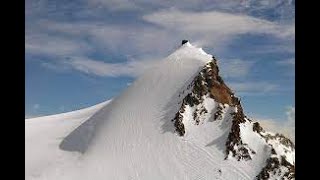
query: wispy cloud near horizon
[
  {"left": 65, "top": 57, "right": 157, "bottom": 77},
  {"left": 277, "top": 58, "right": 295, "bottom": 66},
  {"left": 219, "top": 59, "right": 255, "bottom": 79},
  {"left": 257, "top": 106, "right": 295, "bottom": 143},
  {"left": 229, "top": 81, "right": 280, "bottom": 95}
]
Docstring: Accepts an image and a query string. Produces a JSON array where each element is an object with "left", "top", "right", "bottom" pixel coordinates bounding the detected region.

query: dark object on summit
[{"left": 181, "top": 40, "right": 189, "bottom": 45}]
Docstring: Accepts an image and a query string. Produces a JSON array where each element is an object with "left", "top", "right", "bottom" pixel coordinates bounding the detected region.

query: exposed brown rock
[
  {"left": 172, "top": 56, "right": 246, "bottom": 156},
  {"left": 210, "top": 85, "right": 233, "bottom": 105},
  {"left": 172, "top": 57, "right": 232, "bottom": 135},
  {"left": 204, "top": 60, "right": 234, "bottom": 105}
]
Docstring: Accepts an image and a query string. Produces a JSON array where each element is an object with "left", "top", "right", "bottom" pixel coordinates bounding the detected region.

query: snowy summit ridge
[{"left": 25, "top": 40, "right": 295, "bottom": 180}]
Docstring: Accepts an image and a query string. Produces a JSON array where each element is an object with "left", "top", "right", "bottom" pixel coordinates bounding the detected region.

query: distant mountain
[{"left": 25, "top": 41, "right": 294, "bottom": 180}]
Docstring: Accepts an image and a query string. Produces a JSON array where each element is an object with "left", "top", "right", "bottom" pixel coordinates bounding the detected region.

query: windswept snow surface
[
  {"left": 25, "top": 100, "right": 111, "bottom": 179},
  {"left": 25, "top": 43, "right": 293, "bottom": 179}
]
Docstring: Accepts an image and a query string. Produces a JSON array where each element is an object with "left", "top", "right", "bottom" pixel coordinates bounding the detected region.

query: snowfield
[
  {"left": 25, "top": 42, "right": 294, "bottom": 180},
  {"left": 25, "top": 100, "right": 111, "bottom": 179}
]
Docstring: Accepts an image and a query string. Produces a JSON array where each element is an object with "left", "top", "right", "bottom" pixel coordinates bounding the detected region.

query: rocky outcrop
[
  {"left": 170, "top": 50, "right": 295, "bottom": 179},
  {"left": 172, "top": 56, "right": 235, "bottom": 136},
  {"left": 172, "top": 55, "right": 253, "bottom": 160},
  {"left": 225, "top": 104, "right": 255, "bottom": 161},
  {"left": 251, "top": 122, "right": 295, "bottom": 179},
  {"left": 213, "top": 104, "right": 224, "bottom": 121},
  {"left": 256, "top": 155, "right": 295, "bottom": 180},
  {"left": 252, "top": 122, "right": 295, "bottom": 150},
  {"left": 253, "top": 122, "right": 264, "bottom": 133}
]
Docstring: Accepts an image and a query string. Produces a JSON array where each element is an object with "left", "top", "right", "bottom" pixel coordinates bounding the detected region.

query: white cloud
[
  {"left": 32, "top": 9, "right": 294, "bottom": 62},
  {"left": 88, "top": 0, "right": 140, "bottom": 11},
  {"left": 240, "top": 43, "right": 295, "bottom": 54},
  {"left": 86, "top": 0, "right": 204, "bottom": 12},
  {"left": 219, "top": 59, "right": 255, "bottom": 78},
  {"left": 258, "top": 106, "right": 295, "bottom": 143},
  {"left": 277, "top": 58, "right": 295, "bottom": 66},
  {"left": 143, "top": 9, "right": 295, "bottom": 46},
  {"left": 41, "top": 62, "right": 71, "bottom": 72},
  {"left": 66, "top": 57, "right": 157, "bottom": 77},
  {"left": 229, "top": 82, "right": 279, "bottom": 95},
  {"left": 88, "top": 25, "right": 176, "bottom": 56},
  {"left": 26, "top": 20, "right": 171, "bottom": 77},
  {"left": 32, "top": 20, "right": 178, "bottom": 58},
  {"left": 25, "top": 8, "right": 294, "bottom": 78},
  {"left": 86, "top": 0, "right": 294, "bottom": 16},
  {"left": 26, "top": 33, "right": 92, "bottom": 57}
]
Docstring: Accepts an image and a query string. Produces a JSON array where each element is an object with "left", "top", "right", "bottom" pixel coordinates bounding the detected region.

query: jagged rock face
[
  {"left": 256, "top": 155, "right": 295, "bottom": 180},
  {"left": 171, "top": 56, "right": 295, "bottom": 179},
  {"left": 197, "top": 58, "right": 235, "bottom": 105},
  {"left": 253, "top": 122, "right": 295, "bottom": 179},
  {"left": 252, "top": 122, "right": 295, "bottom": 150},
  {"left": 225, "top": 106, "right": 255, "bottom": 161},
  {"left": 171, "top": 57, "right": 237, "bottom": 133},
  {"left": 172, "top": 56, "right": 251, "bottom": 160}
]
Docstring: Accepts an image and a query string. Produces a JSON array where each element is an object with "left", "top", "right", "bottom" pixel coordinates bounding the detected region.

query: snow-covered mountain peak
[
  {"left": 180, "top": 40, "right": 210, "bottom": 56},
  {"left": 165, "top": 40, "right": 212, "bottom": 65},
  {"left": 180, "top": 40, "right": 209, "bottom": 55},
  {"left": 25, "top": 41, "right": 295, "bottom": 180},
  {"left": 181, "top": 39, "right": 192, "bottom": 46}
]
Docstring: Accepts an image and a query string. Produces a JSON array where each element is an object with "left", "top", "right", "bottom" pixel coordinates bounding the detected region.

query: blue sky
[{"left": 25, "top": 0, "right": 295, "bottom": 124}]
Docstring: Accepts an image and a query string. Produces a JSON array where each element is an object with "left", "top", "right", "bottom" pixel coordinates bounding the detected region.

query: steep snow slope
[
  {"left": 25, "top": 42, "right": 294, "bottom": 180},
  {"left": 25, "top": 100, "right": 111, "bottom": 178}
]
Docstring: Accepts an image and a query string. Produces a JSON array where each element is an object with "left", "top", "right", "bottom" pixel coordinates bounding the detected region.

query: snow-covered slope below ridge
[
  {"left": 25, "top": 100, "right": 111, "bottom": 179},
  {"left": 25, "top": 41, "right": 295, "bottom": 180}
]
